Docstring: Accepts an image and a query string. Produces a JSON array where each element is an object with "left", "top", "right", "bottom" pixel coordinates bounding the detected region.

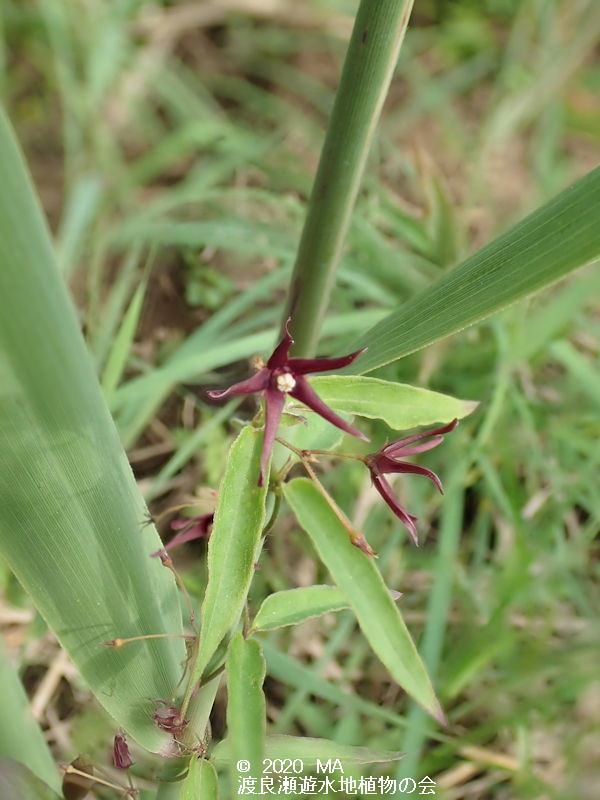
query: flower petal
[
  {"left": 371, "top": 473, "right": 419, "bottom": 545},
  {"left": 266, "top": 318, "right": 294, "bottom": 368},
  {"left": 290, "top": 376, "right": 369, "bottom": 442},
  {"left": 383, "top": 436, "right": 444, "bottom": 457},
  {"left": 376, "top": 457, "right": 443, "bottom": 494},
  {"left": 208, "top": 368, "right": 270, "bottom": 399},
  {"left": 258, "top": 387, "right": 286, "bottom": 486},
  {"left": 166, "top": 514, "right": 214, "bottom": 550},
  {"left": 382, "top": 419, "right": 458, "bottom": 457},
  {"left": 113, "top": 732, "right": 133, "bottom": 769},
  {"left": 289, "top": 346, "right": 367, "bottom": 375}
]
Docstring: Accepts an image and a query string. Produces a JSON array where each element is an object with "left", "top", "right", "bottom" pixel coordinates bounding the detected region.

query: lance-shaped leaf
[
  {"left": 186, "top": 427, "right": 267, "bottom": 691},
  {"left": 0, "top": 759, "right": 61, "bottom": 800},
  {"left": 212, "top": 734, "right": 404, "bottom": 767},
  {"left": 251, "top": 586, "right": 349, "bottom": 632},
  {"left": 309, "top": 376, "right": 477, "bottom": 429},
  {"left": 226, "top": 634, "right": 266, "bottom": 788},
  {"left": 284, "top": 479, "right": 444, "bottom": 723},
  {"left": 346, "top": 165, "right": 600, "bottom": 373},
  {"left": 0, "top": 638, "right": 60, "bottom": 793},
  {"left": 0, "top": 108, "right": 186, "bottom": 752}
]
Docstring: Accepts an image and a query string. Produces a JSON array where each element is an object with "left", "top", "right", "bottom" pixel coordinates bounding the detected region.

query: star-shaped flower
[
  {"left": 209, "top": 319, "right": 368, "bottom": 485},
  {"left": 365, "top": 419, "right": 458, "bottom": 545}
]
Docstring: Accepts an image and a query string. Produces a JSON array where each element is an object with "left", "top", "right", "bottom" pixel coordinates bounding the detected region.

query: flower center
[{"left": 276, "top": 372, "right": 296, "bottom": 393}]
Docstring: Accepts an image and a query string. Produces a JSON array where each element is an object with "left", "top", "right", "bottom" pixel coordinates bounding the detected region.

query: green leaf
[
  {"left": 262, "top": 642, "right": 407, "bottom": 728},
  {"left": 251, "top": 586, "right": 349, "bottom": 632},
  {"left": 181, "top": 757, "right": 219, "bottom": 800},
  {"left": 187, "top": 427, "right": 267, "bottom": 689},
  {"left": 226, "top": 634, "right": 266, "bottom": 786},
  {"left": 0, "top": 638, "right": 60, "bottom": 793},
  {"left": 101, "top": 278, "right": 147, "bottom": 403},
  {"left": 0, "top": 759, "right": 61, "bottom": 800},
  {"left": 277, "top": 406, "right": 346, "bottom": 453},
  {"left": 212, "top": 734, "right": 403, "bottom": 767},
  {"left": 0, "top": 107, "right": 186, "bottom": 752},
  {"left": 309, "top": 375, "right": 477, "bottom": 429},
  {"left": 349, "top": 166, "right": 600, "bottom": 373},
  {"left": 283, "top": 479, "right": 444, "bottom": 723}
]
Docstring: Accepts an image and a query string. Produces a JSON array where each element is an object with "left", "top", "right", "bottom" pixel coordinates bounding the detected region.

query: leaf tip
[{"left": 431, "top": 698, "right": 448, "bottom": 728}]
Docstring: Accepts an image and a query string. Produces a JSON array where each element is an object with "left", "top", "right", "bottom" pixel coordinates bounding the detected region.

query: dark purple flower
[
  {"left": 113, "top": 731, "right": 133, "bottom": 770},
  {"left": 209, "top": 319, "right": 368, "bottom": 485},
  {"left": 365, "top": 419, "right": 458, "bottom": 545},
  {"left": 150, "top": 513, "right": 214, "bottom": 558},
  {"left": 152, "top": 700, "right": 188, "bottom": 738}
]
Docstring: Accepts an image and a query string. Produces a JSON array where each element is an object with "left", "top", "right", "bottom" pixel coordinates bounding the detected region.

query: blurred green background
[{"left": 1, "top": 1, "right": 599, "bottom": 798}]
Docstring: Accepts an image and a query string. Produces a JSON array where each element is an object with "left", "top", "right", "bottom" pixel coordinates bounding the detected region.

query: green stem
[{"left": 283, "top": 0, "right": 415, "bottom": 355}]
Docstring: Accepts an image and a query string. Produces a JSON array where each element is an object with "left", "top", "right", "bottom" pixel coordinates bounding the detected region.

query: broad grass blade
[
  {"left": 0, "top": 107, "right": 185, "bottom": 752},
  {"left": 350, "top": 166, "right": 600, "bottom": 373},
  {"left": 0, "top": 759, "right": 61, "bottom": 800},
  {"left": 0, "top": 638, "right": 60, "bottom": 792},
  {"left": 284, "top": 479, "right": 444, "bottom": 723}
]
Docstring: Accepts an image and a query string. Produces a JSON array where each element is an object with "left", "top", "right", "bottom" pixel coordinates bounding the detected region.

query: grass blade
[
  {"left": 0, "top": 760, "right": 61, "bottom": 800},
  {"left": 262, "top": 642, "right": 410, "bottom": 728},
  {"left": 101, "top": 278, "right": 147, "bottom": 403},
  {"left": 0, "top": 107, "right": 185, "bottom": 752},
  {"left": 0, "top": 639, "right": 60, "bottom": 792},
  {"left": 212, "top": 734, "right": 403, "bottom": 767},
  {"left": 350, "top": 166, "right": 600, "bottom": 373}
]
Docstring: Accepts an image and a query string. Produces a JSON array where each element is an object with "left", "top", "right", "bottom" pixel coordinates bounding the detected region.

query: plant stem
[{"left": 283, "top": 0, "right": 415, "bottom": 356}]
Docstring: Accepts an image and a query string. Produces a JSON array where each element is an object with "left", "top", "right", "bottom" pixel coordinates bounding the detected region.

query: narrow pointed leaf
[
  {"left": 262, "top": 642, "right": 408, "bottom": 727},
  {"left": 310, "top": 376, "right": 477, "bottom": 429},
  {"left": 226, "top": 634, "right": 266, "bottom": 787},
  {"left": 0, "top": 107, "right": 185, "bottom": 752},
  {"left": 188, "top": 427, "right": 267, "bottom": 686},
  {"left": 0, "top": 759, "right": 61, "bottom": 800},
  {"left": 212, "top": 734, "right": 404, "bottom": 767},
  {"left": 0, "top": 638, "right": 60, "bottom": 792},
  {"left": 348, "top": 166, "right": 600, "bottom": 373},
  {"left": 101, "top": 278, "right": 147, "bottom": 402},
  {"left": 284, "top": 479, "right": 444, "bottom": 723},
  {"left": 251, "top": 586, "right": 349, "bottom": 632}
]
